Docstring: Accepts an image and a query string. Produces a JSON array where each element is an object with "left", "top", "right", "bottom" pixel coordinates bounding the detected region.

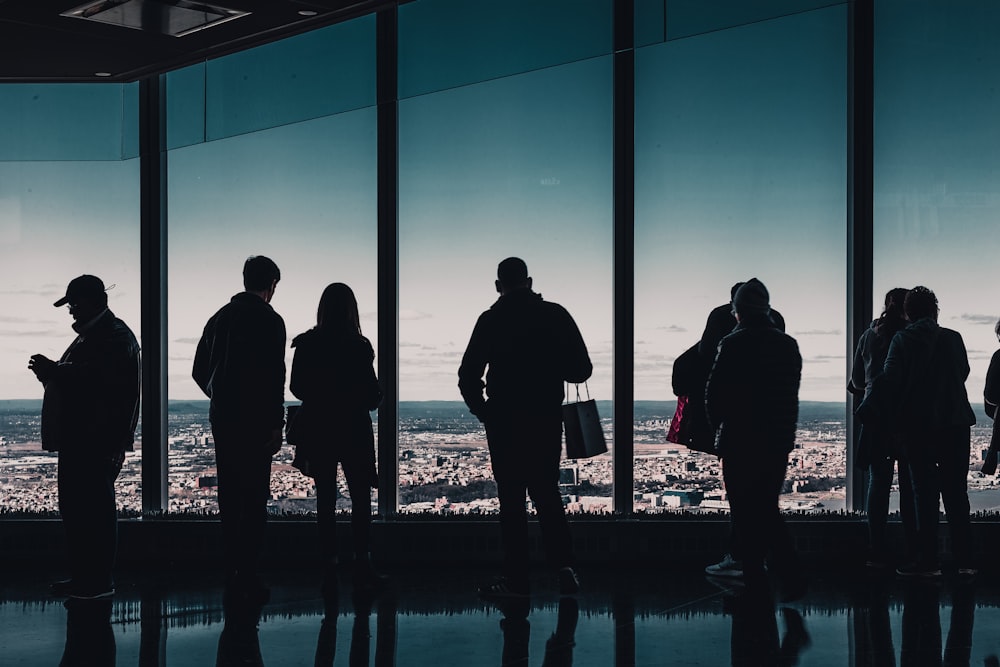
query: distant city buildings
[{"left": 2, "top": 407, "right": 999, "bottom": 515}]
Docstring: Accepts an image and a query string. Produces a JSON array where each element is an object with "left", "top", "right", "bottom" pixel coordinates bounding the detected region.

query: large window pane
[
  {"left": 166, "top": 17, "right": 376, "bottom": 150},
  {"left": 166, "top": 14, "right": 378, "bottom": 518},
  {"left": 0, "top": 157, "right": 140, "bottom": 513},
  {"left": 634, "top": 6, "right": 848, "bottom": 512},
  {"left": 874, "top": 0, "right": 1000, "bottom": 511},
  {"left": 398, "top": 55, "right": 614, "bottom": 514},
  {"left": 399, "top": 0, "right": 613, "bottom": 98}
]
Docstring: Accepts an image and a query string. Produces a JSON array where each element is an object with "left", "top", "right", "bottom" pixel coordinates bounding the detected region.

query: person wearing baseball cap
[{"left": 28, "top": 274, "right": 140, "bottom": 600}]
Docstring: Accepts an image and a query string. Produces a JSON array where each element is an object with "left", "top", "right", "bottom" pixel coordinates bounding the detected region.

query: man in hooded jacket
[{"left": 459, "top": 257, "right": 592, "bottom": 598}]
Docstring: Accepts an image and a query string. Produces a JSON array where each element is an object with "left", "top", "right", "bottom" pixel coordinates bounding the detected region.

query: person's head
[
  {"left": 995, "top": 319, "right": 1000, "bottom": 343},
  {"left": 53, "top": 274, "right": 108, "bottom": 322},
  {"left": 317, "top": 282, "right": 361, "bottom": 335},
  {"left": 903, "top": 286, "right": 939, "bottom": 322},
  {"left": 729, "top": 282, "right": 745, "bottom": 302},
  {"left": 883, "top": 287, "right": 909, "bottom": 316},
  {"left": 243, "top": 255, "right": 280, "bottom": 302},
  {"left": 495, "top": 257, "right": 532, "bottom": 295},
  {"left": 731, "top": 278, "right": 770, "bottom": 321}
]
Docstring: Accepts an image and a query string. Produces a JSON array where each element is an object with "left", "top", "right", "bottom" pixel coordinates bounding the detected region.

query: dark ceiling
[{"left": 0, "top": 0, "right": 391, "bottom": 83}]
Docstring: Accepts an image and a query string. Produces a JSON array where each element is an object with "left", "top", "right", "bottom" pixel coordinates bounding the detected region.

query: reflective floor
[{"left": 2, "top": 564, "right": 1000, "bottom": 666}]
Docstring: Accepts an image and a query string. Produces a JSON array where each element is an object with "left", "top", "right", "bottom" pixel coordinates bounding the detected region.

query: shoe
[
  {"left": 896, "top": 562, "right": 942, "bottom": 579},
  {"left": 705, "top": 554, "right": 744, "bottom": 578},
  {"left": 557, "top": 567, "right": 580, "bottom": 595},
  {"left": 478, "top": 577, "right": 529, "bottom": 599},
  {"left": 50, "top": 579, "right": 75, "bottom": 597}
]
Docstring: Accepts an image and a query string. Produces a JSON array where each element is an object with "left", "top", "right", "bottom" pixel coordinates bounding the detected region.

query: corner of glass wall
[
  {"left": 165, "top": 15, "right": 378, "bottom": 516},
  {"left": 0, "top": 82, "right": 141, "bottom": 515},
  {"left": 633, "top": 3, "right": 849, "bottom": 514},
  {"left": 874, "top": 0, "right": 1000, "bottom": 514}
]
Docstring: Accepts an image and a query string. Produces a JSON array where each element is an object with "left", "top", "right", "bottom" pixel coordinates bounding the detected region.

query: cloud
[
  {"left": 793, "top": 329, "right": 843, "bottom": 336},
  {"left": 173, "top": 337, "right": 201, "bottom": 345},
  {"left": 399, "top": 309, "right": 432, "bottom": 321},
  {"left": 0, "top": 329, "right": 64, "bottom": 338},
  {"left": 956, "top": 313, "right": 998, "bottom": 325},
  {"left": 0, "top": 283, "right": 62, "bottom": 297},
  {"left": 654, "top": 325, "right": 688, "bottom": 333}
]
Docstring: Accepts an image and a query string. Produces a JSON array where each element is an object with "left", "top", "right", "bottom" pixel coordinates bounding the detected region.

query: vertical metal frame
[
  {"left": 613, "top": 0, "right": 636, "bottom": 515},
  {"left": 846, "top": 0, "right": 874, "bottom": 512},
  {"left": 139, "top": 75, "right": 169, "bottom": 513},
  {"left": 377, "top": 5, "right": 400, "bottom": 517}
]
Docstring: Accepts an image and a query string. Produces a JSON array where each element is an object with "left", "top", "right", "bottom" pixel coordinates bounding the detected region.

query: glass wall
[
  {"left": 0, "top": 84, "right": 141, "bottom": 514},
  {"left": 874, "top": 0, "right": 1000, "bottom": 513},
  {"left": 396, "top": 0, "right": 614, "bottom": 513},
  {"left": 634, "top": 4, "right": 849, "bottom": 512},
  {"left": 165, "top": 18, "right": 378, "bottom": 514}
]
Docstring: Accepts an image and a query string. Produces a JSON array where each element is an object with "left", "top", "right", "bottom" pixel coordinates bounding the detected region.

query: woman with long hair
[
  {"left": 290, "top": 283, "right": 384, "bottom": 593},
  {"left": 849, "top": 287, "right": 915, "bottom": 569}
]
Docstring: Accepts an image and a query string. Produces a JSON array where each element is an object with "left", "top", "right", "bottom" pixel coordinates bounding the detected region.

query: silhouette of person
[
  {"left": 851, "top": 579, "right": 896, "bottom": 667},
  {"left": 290, "top": 283, "right": 385, "bottom": 594},
  {"left": 700, "top": 282, "right": 785, "bottom": 578},
  {"left": 193, "top": 256, "right": 286, "bottom": 601},
  {"left": 704, "top": 278, "right": 803, "bottom": 597},
  {"left": 897, "top": 580, "right": 978, "bottom": 667},
  {"left": 698, "top": 281, "right": 786, "bottom": 363},
  {"left": 60, "top": 598, "right": 116, "bottom": 666},
  {"left": 981, "top": 319, "right": 1000, "bottom": 473},
  {"left": 216, "top": 595, "right": 266, "bottom": 666},
  {"left": 848, "top": 287, "right": 917, "bottom": 570},
  {"left": 459, "top": 257, "right": 593, "bottom": 598},
  {"left": 985, "top": 320, "right": 1000, "bottom": 419},
  {"left": 495, "top": 596, "right": 578, "bottom": 667},
  {"left": 315, "top": 588, "right": 398, "bottom": 667},
  {"left": 29, "top": 274, "right": 140, "bottom": 600},
  {"left": 729, "top": 588, "right": 810, "bottom": 667},
  {"left": 858, "top": 286, "right": 976, "bottom": 578}
]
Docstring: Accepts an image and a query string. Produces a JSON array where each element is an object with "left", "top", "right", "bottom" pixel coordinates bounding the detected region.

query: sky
[{"left": 2, "top": 1, "right": 1000, "bottom": 407}]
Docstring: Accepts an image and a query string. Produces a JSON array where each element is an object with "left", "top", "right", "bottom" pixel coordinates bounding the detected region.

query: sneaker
[
  {"left": 895, "top": 562, "right": 942, "bottom": 578},
  {"left": 557, "top": 567, "right": 580, "bottom": 595},
  {"left": 705, "top": 554, "right": 744, "bottom": 578},
  {"left": 478, "top": 577, "right": 529, "bottom": 599}
]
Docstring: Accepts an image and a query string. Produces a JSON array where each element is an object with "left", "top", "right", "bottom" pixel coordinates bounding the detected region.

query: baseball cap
[{"left": 53, "top": 275, "right": 107, "bottom": 307}]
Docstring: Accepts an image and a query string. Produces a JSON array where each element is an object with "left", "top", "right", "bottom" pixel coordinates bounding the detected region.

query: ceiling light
[
  {"left": 62, "top": 0, "right": 251, "bottom": 37},
  {"left": 298, "top": 10, "right": 318, "bottom": 17}
]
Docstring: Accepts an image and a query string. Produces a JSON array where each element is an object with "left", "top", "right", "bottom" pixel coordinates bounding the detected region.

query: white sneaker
[{"left": 705, "top": 554, "right": 744, "bottom": 578}]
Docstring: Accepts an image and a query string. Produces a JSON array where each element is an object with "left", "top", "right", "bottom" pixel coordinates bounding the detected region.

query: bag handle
[{"left": 564, "top": 381, "right": 591, "bottom": 404}]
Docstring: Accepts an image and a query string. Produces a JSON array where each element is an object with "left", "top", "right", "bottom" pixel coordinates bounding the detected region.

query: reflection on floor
[{"left": 2, "top": 565, "right": 1000, "bottom": 666}]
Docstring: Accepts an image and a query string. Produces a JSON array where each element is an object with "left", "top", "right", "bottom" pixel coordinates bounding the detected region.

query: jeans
[
  {"left": 315, "top": 466, "right": 373, "bottom": 562},
  {"left": 57, "top": 449, "right": 123, "bottom": 589},
  {"left": 866, "top": 448, "right": 917, "bottom": 561},
  {"left": 722, "top": 450, "right": 797, "bottom": 581},
  {"left": 485, "top": 409, "right": 573, "bottom": 583},
  {"left": 213, "top": 426, "right": 274, "bottom": 576},
  {"left": 902, "top": 425, "right": 972, "bottom": 566}
]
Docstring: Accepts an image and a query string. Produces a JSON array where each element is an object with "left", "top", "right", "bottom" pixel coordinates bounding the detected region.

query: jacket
[
  {"left": 858, "top": 318, "right": 975, "bottom": 432},
  {"left": 40, "top": 309, "right": 140, "bottom": 456},
  {"left": 458, "top": 288, "right": 592, "bottom": 419},
  {"left": 705, "top": 314, "right": 802, "bottom": 457},
  {"left": 289, "top": 326, "right": 380, "bottom": 467},
  {"left": 192, "top": 292, "right": 286, "bottom": 433}
]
